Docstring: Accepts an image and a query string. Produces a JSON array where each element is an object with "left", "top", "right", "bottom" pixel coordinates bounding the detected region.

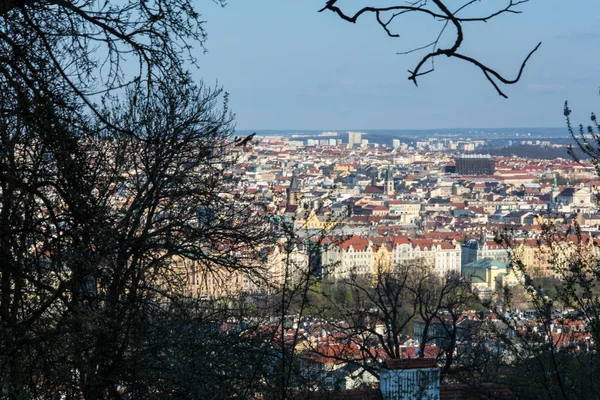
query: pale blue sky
[{"left": 196, "top": 1, "right": 600, "bottom": 130}]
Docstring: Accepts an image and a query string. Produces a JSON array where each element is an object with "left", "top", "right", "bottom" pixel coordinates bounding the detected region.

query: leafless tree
[
  {"left": 0, "top": 76, "right": 274, "bottom": 398},
  {"left": 411, "top": 270, "right": 477, "bottom": 377},
  {"left": 0, "top": 1, "right": 289, "bottom": 397},
  {"left": 494, "top": 216, "right": 600, "bottom": 399},
  {"left": 305, "top": 262, "right": 476, "bottom": 381},
  {"left": 319, "top": 0, "right": 541, "bottom": 98},
  {"left": 0, "top": 0, "right": 221, "bottom": 131}
]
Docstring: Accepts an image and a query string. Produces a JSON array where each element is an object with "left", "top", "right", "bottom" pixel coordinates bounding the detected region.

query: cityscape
[
  {"left": 180, "top": 129, "right": 600, "bottom": 398},
  {"left": 2, "top": 0, "right": 600, "bottom": 399}
]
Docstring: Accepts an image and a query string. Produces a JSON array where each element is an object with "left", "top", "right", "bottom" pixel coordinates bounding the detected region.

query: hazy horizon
[
  {"left": 237, "top": 127, "right": 571, "bottom": 137},
  {"left": 199, "top": 1, "right": 600, "bottom": 130}
]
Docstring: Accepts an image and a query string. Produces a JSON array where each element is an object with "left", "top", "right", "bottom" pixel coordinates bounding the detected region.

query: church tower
[
  {"left": 287, "top": 173, "right": 301, "bottom": 206},
  {"left": 384, "top": 167, "right": 395, "bottom": 196},
  {"left": 549, "top": 173, "right": 560, "bottom": 212}
]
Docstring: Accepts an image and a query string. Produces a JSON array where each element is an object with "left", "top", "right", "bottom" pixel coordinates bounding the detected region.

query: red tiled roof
[
  {"left": 340, "top": 236, "right": 371, "bottom": 251},
  {"left": 439, "top": 242, "right": 456, "bottom": 250},
  {"left": 364, "top": 185, "right": 384, "bottom": 194},
  {"left": 392, "top": 236, "right": 410, "bottom": 246}
]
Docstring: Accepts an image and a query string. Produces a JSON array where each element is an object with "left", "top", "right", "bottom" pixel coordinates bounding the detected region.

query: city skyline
[{"left": 237, "top": 126, "right": 569, "bottom": 135}]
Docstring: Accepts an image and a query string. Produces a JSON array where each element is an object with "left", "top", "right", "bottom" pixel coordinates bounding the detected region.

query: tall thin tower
[{"left": 384, "top": 167, "right": 394, "bottom": 196}]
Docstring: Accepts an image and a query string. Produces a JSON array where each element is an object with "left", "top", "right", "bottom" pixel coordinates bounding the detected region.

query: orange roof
[
  {"left": 438, "top": 242, "right": 456, "bottom": 250},
  {"left": 392, "top": 236, "right": 410, "bottom": 246},
  {"left": 340, "top": 236, "right": 371, "bottom": 251},
  {"left": 411, "top": 239, "right": 435, "bottom": 247}
]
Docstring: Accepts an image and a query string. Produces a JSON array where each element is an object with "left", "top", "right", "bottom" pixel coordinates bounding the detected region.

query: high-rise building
[
  {"left": 347, "top": 131, "right": 362, "bottom": 147},
  {"left": 455, "top": 154, "right": 495, "bottom": 175},
  {"left": 392, "top": 139, "right": 401, "bottom": 149}
]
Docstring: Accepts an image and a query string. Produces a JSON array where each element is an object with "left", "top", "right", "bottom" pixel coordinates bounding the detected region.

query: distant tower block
[
  {"left": 455, "top": 154, "right": 495, "bottom": 175},
  {"left": 347, "top": 131, "right": 362, "bottom": 147}
]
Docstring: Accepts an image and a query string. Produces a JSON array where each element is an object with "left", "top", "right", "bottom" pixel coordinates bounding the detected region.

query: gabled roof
[
  {"left": 392, "top": 236, "right": 410, "bottom": 246},
  {"left": 438, "top": 242, "right": 456, "bottom": 250},
  {"left": 340, "top": 236, "right": 371, "bottom": 251},
  {"left": 364, "top": 185, "right": 384, "bottom": 194},
  {"left": 558, "top": 187, "right": 575, "bottom": 197}
]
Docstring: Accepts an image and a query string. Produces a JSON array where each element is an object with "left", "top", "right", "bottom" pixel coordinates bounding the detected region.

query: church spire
[
  {"left": 384, "top": 167, "right": 394, "bottom": 196},
  {"left": 287, "top": 173, "right": 300, "bottom": 205}
]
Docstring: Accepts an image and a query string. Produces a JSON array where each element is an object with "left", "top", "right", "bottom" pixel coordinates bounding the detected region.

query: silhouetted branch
[{"left": 320, "top": 0, "right": 540, "bottom": 97}]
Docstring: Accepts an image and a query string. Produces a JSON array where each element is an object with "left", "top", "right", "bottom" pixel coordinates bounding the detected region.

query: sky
[{"left": 194, "top": 0, "right": 600, "bottom": 131}]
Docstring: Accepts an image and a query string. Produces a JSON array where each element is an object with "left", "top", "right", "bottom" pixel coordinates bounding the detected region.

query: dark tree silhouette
[
  {"left": 493, "top": 99, "right": 600, "bottom": 398},
  {"left": 0, "top": 76, "right": 273, "bottom": 398},
  {"left": 319, "top": 0, "right": 541, "bottom": 98},
  {"left": 0, "top": 0, "right": 221, "bottom": 130},
  {"left": 305, "top": 263, "right": 477, "bottom": 382}
]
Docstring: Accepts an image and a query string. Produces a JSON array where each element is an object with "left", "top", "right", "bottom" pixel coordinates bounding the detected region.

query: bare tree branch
[{"left": 320, "top": 0, "right": 540, "bottom": 97}]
